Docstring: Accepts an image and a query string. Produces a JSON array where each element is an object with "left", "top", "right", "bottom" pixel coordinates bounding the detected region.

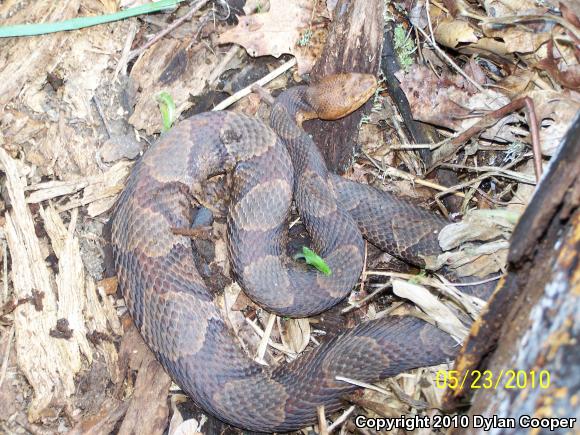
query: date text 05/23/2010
[{"left": 354, "top": 415, "right": 577, "bottom": 432}]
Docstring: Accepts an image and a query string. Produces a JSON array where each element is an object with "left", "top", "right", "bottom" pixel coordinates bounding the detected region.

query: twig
[
  {"left": 255, "top": 313, "right": 276, "bottom": 364},
  {"left": 358, "top": 242, "right": 368, "bottom": 300},
  {"left": 362, "top": 152, "right": 467, "bottom": 198},
  {"left": 212, "top": 58, "right": 297, "bottom": 111},
  {"left": 481, "top": 15, "right": 580, "bottom": 41},
  {"left": 113, "top": 20, "right": 139, "bottom": 79},
  {"left": 92, "top": 95, "right": 112, "bottom": 139},
  {"left": 318, "top": 406, "right": 329, "bottom": 435},
  {"left": 341, "top": 283, "right": 391, "bottom": 314},
  {"left": 447, "top": 97, "right": 542, "bottom": 180},
  {"left": 390, "top": 137, "right": 450, "bottom": 150},
  {"left": 363, "top": 270, "right": 419, "bottom": 280},
  {"left": 244, "top": 317, "right": 296, "bottom": 358},
  {"left": 437, "top": 273, "right": 503, "bottom": 287},
  {"left": 126, "top": 0, "right": 210, "bottom": 64},
  {"left": 207, "top": 45, "right": 242, "bottom": 85},
  {"left": 439, "top": 163, "right": 536, "bottom": 185},
  {"left": 2, "top": 240, "right": 7, "bottom": 304},
  {"left": 327, "top": 406, "right": 356, "bottom": 433},
  {"left": 336, "top": 376, "right": 391, "bottom": 395}
]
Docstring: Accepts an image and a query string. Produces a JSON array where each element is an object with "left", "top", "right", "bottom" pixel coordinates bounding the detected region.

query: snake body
[{"left": 111, "top": 74, "right": 473, "bottom": 432}]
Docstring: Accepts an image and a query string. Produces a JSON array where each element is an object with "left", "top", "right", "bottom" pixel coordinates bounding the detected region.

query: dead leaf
[
  {"left": 280, "top": 318, "right": 311, "bottom": 354},
  {"left": 526, "top": 89, "right": 580, "bottom": 155},
  {"left": 391, "top": 280, "right": 468, "bottom": 342},
  {"left": 434, "top": 241, "right": 509, "bottom": 278},
  {"left": 496, "top": 69, "right": 534, "bottom": 98},
  {"left": 438, "top": 209, "right": 516, "bottom": 251},
  {"left": 433, "top": 17, "right": 479, "bottom": 49},
  {"left": 482, "top": 0, "right": 540, "bottom": 17},
  {"left": 499, "top": 28, "right": 551, "bottom": 54},
  {"left": 536, "top": 40, "right": 580, "bottom": 90},
  {"left": 396, "top": 65, "right": 517, "bottom": 143},
  {"left": 172, "top": 419, "right": 205, "bottom": 435},
  {"left": 218, "top": 0, "right": 324, "bottom": 75}
]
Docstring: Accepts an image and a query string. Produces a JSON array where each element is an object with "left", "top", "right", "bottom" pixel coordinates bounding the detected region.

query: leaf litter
[{"left": 0, "top": 0, "right": 579, "bottom": 434}]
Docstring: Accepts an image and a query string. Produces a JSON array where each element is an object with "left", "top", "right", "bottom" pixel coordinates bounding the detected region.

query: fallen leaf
[
  {"left": 482, "top": 0, "right": 540, "bottom": 17},
  {"left": 495, "top": 69, "right": 534, "bottom": 97},
  {"left": 396, "top": 65, "right": 517, "bottom": 143},
  {"left": 433, "top": 17, "right": 479, "bottom": 49},
  {"left": 526, "top": 89, "right": 580, "bottom": 155},
  {"left": 280, "top": 318, "right": 310, "bottom": 354},
  {"left": 536, "top": 40, "right": 580, "bottom": 90},
  {"left": 392, "top": 279, "right": 468, "bottom": 342},
  {"left": 438, "top": 209, "right": 516, "bottom": 251},
  {"left": 497, "top": 28, "right": 551, "bottom": 54},
  {"left": 218, "top": 0, "right": 325, "bottom": 75}
]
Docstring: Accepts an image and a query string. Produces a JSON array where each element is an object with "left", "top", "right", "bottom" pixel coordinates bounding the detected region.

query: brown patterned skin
[{"left": 111, "top": 74, "right": 486, "bottom": 432}]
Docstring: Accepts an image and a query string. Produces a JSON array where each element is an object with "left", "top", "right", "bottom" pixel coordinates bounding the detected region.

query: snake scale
[{"left": 111, "top": 74, "right": 484, "bottom": 432}]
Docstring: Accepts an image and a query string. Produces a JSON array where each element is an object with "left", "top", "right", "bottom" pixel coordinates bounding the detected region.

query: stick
[
  {"left": 212, "top": 58, "right": 297, "bottom": 111},
  {"left": 126, "top": 0, "right": 209, "bottom": 63}
]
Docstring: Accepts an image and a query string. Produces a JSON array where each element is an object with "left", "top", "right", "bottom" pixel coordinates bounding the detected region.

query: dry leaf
[
  {"left": 482, "top": 0, "right": 539, "bottom": 17},
  {"left": 496, "top": 69, "right": 534, "bottom": 98},
  {"left": 433, "top": 17, "right": 479, "bottom": 49},
  {"left": 526, "top": 89, "right": 580, "bottom": 155},
  {"left": 434, "top": 241, "right": 509, "bottom": 278},
  {"left": 218, "top": 0, "right": 324, "bottom": 75},
  {"left": 391, "top": 280, "right": 468, "bottom": 342},
  {"left": 536, "top": 40, "right": 580, "bottom": 90},
  {"left": 281, "top": 318, "right": 311, "bottom": 354},
  {"left": 172, "top": 418, "right": 206, "bottom": 435},
  {"left": 438, "top": 209, "right": 516, "bottom": 250},
  {"left": 396, "top": 65, "right": 517, "bottom": 142}
]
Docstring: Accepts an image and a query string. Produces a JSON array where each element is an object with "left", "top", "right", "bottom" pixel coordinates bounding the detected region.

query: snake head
[{"left": 306, "top": 73, "right": 378, "bottom": 120}]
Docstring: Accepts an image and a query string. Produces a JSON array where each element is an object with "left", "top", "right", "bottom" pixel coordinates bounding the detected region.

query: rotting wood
[
  {"left": 304, "top": 0, "right": 383, "bottom": 173},
  {"left": 116, "top": 325, "right": 172, "bottom": 435},
  {"left": 1, "top": 147, "right": 78, "bottom": 420}
]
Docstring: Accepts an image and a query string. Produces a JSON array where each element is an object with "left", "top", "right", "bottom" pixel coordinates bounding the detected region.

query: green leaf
[
  {"left": 294, "top": 246, "right": 332, "bottom": 276},
  {"left": 156, "top": 91, "right": 176, "bottom": 132},
  {"left": 0, "top": 0, "right": 183, "bottom": 38}
]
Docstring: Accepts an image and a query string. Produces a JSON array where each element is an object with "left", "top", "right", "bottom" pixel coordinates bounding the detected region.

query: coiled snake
[{"left": 111, "top": 74, "right": 484, "bottom": 432}]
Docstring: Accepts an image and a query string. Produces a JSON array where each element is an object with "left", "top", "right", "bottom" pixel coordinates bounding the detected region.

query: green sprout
[
  {"left": 156, "top": 91, "right": 176, "bottom": 132},
  {"left": 294, "top": 246, "right": 332, "bottom": 276}
]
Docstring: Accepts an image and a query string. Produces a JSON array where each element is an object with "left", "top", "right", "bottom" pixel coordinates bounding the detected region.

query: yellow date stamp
[{"left": 436, "top": 369, "right": 551, "bottom": 390}]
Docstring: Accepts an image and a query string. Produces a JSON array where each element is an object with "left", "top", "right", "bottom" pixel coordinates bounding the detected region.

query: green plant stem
[{"left": 0, "top": 0, "right": 183, "bottom": 38}]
